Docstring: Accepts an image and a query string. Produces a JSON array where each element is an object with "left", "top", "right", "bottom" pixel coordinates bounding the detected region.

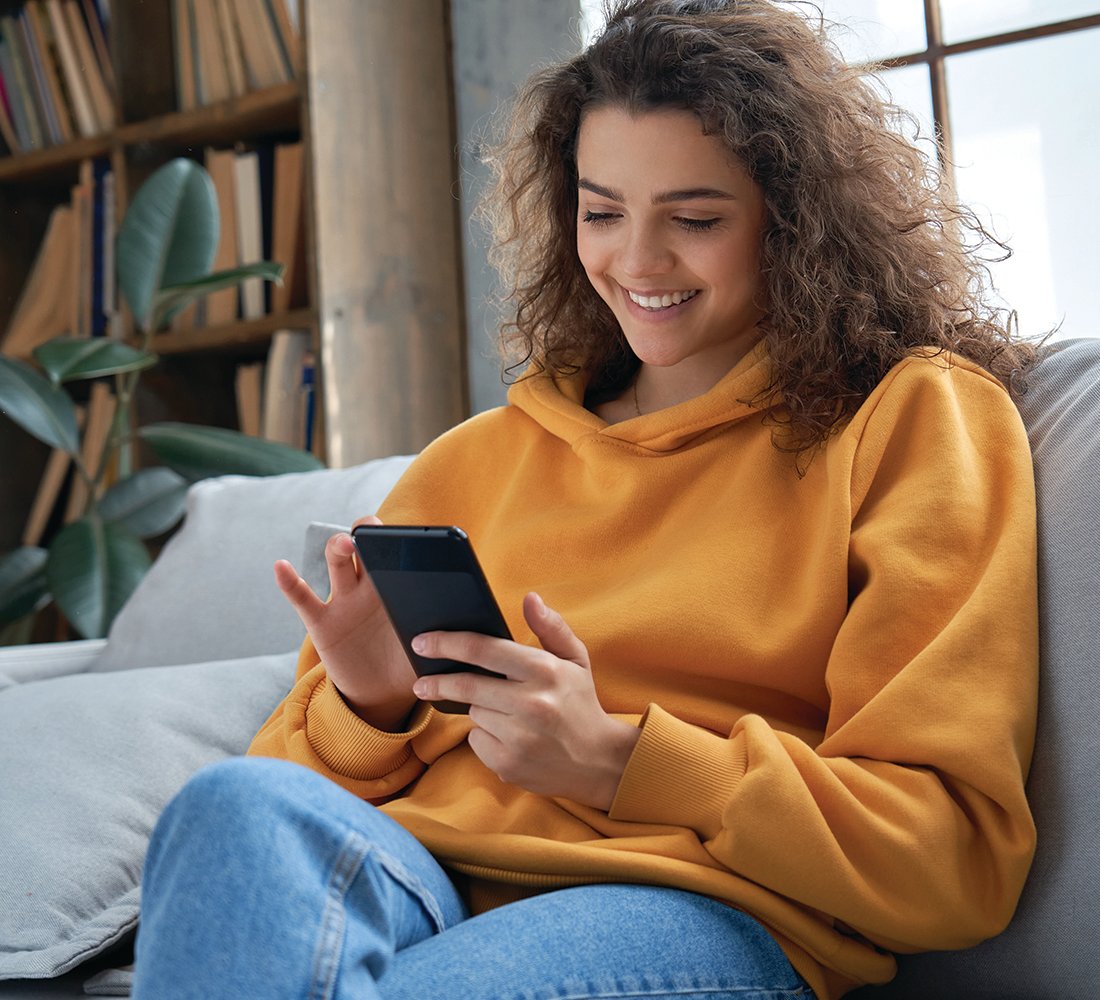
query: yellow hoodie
[{"left": 250, "top": 343, "right": 1038, "bottom": 999}]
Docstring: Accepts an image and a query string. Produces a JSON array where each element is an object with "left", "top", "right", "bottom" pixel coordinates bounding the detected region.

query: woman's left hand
[{"left": 410, "top": 593, "right": 641, "bottom": 811}]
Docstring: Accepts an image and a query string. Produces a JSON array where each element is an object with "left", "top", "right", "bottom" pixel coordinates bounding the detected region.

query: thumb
[{"left": 524, "top": 592, "right": 589, "bottom": 669}]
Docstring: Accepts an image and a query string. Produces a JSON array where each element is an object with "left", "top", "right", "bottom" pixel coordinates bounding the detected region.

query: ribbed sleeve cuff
[
  {"left": 609, "top": 703, "right": 748, "bottom": 840},
  {"left": 306, "top": 676, "right": 434, "bottom": 781}
]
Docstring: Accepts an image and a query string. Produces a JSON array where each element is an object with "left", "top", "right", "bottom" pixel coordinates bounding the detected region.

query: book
[
  {"left": 262, "top": 0, "right": 297, "bottom": 76},
  {"left": 0, "top": 16, "right": 44, "bottom": 149},
  {"left": 101, "top": 165, "right": 119, "bottom": 338},
  {"left": 261, "top": 329, "right": 310, "bottom": 446},
  {"left": 90, "top": 159, "right": 111, "bottom": 337},
  {"left": 203, "top": 146, "right": 240, "bottom": 325},
  {"left": 234, "top": 360, "right": 264, "bottom": 436},
  {"left": 0, "top": 37, "right": 29, "bottom": 150},
  {"left": 0, "top": 55, "right": 20, "bottom": 151},
  {"left": 79, "top": 0, "right": 114, "bottom": 93},
  {"left": 24, "top": 1, "right": 75, "bottom": 143},
  {"left": 45, "top": 0, "right": 98, "bottom": 137},
  {"left": 63, "top": 380, "right": 115, "bottom": 522},
  {"left": 16, "top": 9, "right": 61, "bottom": 145},
  {"left": 270, "top": 140, "right": 305, "bottom": 313},
  {"left": 1, "top": 204, "right": 75, "bottom": 358},
  {"left": 251, "top": 0, "right": 291, "bottom": 82},
  {"left": 192, "top": 0, "right": 230, "bottom": 105},
  {"left": 63, "top": 0, "right": 113, "bottom": 130},
  {"left": 23, "top": 404, "right": 85, "bottom": 546},
  {"left": 172, "top": 0, "right": 196, "bottom": 110},
  {"left": 213, "top": 0, "right": 247, "bottom": 98},
  {"left": 229, "top": 0, "right": 284, "bottom": 89},
  {"left": 70, "top": 158, "right": 94, "bottom": 340},
  {"left": 233, "top": 148, "right": 264, "bottom": 319}
]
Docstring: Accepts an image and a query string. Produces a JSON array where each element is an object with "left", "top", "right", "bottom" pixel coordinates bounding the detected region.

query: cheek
[{"left": 576, "top": 230, "right": 610, "bottom": 292}]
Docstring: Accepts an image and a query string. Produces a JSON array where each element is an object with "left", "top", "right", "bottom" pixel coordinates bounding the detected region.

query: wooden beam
[{"left": 304, "top": 0, "right": 468, "bottom": 467}]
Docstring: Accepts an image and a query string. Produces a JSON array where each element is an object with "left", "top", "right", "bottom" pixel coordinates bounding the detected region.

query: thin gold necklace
[{"left": 632, "top": 376, "right": 642, "bottom": 416}]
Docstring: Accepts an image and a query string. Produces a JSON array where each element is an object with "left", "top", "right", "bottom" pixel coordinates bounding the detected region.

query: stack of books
[
  {"left": 1, "top": 157, "right": 116, "bottom": 357},
  {"left": 173, "top": 0, "right": 298, "bottom": 110},
  {"left": 0, "top": 0, "right": 114, "bottom": 154}
]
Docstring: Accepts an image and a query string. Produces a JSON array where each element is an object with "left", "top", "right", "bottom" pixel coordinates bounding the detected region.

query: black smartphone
[{"left": 351, "top": 524, "right": 512, "bottom": 714}]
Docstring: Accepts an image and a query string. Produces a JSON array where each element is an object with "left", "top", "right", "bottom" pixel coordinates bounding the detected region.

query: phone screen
[{"left": 351, "top": 525, "right": 511, "bottom": 713}]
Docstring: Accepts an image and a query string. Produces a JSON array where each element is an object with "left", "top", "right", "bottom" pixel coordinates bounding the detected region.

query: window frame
[{"left": 875, "top": 5, "right": 1100, "bottom": 162}]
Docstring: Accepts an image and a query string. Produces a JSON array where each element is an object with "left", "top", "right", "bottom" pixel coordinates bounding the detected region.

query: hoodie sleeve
[
  {"left": 248, "top": 635, "right": 437, "bottom": 800},
  {"left": 609, "top": 356, "right": 1039, "bottom": 954}
]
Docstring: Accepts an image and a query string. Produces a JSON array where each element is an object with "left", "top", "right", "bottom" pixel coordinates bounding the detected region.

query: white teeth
[{"left": 628, "top": 289, "right": 699, "bottom": 310}]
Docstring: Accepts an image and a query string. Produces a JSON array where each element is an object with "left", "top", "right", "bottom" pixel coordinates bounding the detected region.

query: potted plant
[{"left": 0, "top": 157, "right": 323, "bottom": 642}]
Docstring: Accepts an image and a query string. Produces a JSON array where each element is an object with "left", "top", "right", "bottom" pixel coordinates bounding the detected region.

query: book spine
[
  {"left": 25, "top": 1, "right": 76, "bottom": 143},
  {"left": 17, "top": 10, "right": 62, "bottom": 145},
  {"left": 0, "top": 40, "right": 32, "bottom": 150},
  {"left": 0, "top": 17, "right": 44, "bottom": 149}
]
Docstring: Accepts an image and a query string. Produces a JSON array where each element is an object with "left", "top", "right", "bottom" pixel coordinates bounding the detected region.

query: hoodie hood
[{"left": 507, "top": 340, "right": 777, "bottom": 455}]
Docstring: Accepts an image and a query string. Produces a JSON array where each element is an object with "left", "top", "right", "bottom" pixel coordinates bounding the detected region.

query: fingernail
[
  {"left": 411, "top": 635, "right": 426, "bottom": 654},
  {"left": 413, "top": 680, "right": 428, "bottom": 697}
]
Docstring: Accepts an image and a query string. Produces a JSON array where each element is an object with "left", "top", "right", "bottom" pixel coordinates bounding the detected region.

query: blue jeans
[{"left": 132, "top": 757, "right": 809, "bottom": 1000}]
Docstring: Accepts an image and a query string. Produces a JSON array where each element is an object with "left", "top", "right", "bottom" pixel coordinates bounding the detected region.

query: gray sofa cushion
[
  {"left": 858, "top": 337, "right": 1100, "bottom": 998},
  {"left": 0, "top": 652, "right": 297, "bottom": 983},
  {"left": 92, "top": 455, "right": 415, "bottom": 672}
]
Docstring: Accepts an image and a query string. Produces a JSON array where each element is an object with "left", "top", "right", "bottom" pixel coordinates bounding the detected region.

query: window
[{"left": 579, "top": 1, "right": 1100, "bottom": 341}]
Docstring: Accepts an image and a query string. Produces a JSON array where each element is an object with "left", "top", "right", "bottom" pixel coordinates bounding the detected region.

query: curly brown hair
[{"left": 479, "top": 0, "right": 1040, "bottom": 453}]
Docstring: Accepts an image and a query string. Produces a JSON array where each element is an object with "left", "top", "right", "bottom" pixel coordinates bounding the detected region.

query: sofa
[{"left": 0, "top": 339, "right": 1096, "bottom": 999}]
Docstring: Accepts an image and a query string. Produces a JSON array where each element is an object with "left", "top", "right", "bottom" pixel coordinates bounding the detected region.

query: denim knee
[{"left": 152, "top": 756, "right": 321, "bottom": 852}]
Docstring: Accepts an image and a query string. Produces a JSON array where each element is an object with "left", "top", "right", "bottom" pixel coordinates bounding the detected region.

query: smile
[{"left": 626, "top": 288, "right": 700, "bottom": 311}]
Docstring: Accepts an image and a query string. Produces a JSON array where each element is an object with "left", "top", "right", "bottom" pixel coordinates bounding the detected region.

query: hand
[
  {"left": 410, "top": 593, "right": 641, "bottom": 810},
  {"left": 274, "top": 516, "right": 417, "bottom": 730}
]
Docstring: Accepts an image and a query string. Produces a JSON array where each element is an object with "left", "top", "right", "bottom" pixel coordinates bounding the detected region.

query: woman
[{"left": 131, "top": 2, "right": 1040, "bottom": 998}]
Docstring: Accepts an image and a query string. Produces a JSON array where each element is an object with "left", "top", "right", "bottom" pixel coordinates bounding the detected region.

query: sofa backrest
[
  {"left": 858, "top": 336, "right": 1100, "bottom": 999},
  {"left": 91, "top": 455, "right": 416, "bottom": 672}
]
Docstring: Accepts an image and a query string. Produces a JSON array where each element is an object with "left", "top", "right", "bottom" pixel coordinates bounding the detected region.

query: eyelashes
[
  {"left": 581, "top": 210, "right": 720, "bottom": 233},
  {"left": 581, "top": 211, "right": 617, "bottom": 229}
]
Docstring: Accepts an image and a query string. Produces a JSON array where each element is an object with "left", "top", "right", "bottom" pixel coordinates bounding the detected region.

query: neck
[{"left": 633, "top": 341, "right": 759, "bottom": 414}]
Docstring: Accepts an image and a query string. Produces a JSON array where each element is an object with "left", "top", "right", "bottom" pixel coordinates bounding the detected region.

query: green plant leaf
[
  {"left": 98, "top": 467, "right": 189, "bottom": 538},
  {"left": 32, "top": 336, "right": 157, "bottom": 385},
  {"left": 0, "top": 355, "right": 80, "bottom": 453},
  {"left": 139, "top": 422, "right": 324, "bottom": 480},
  {"left": 151, "top": 262, "right": 286, "bottom": 328},
  {"left": 0, "top": 546, "right": 50, "bottom": 626},
  {"left": 46, "top": 518, "right": 151, "bottom": 640},
  {"left": 117, "top": 158, "right": 219, "bottom": 330}
]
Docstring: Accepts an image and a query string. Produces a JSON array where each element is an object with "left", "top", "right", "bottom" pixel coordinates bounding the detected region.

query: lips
[{"left": 626, "top": 288, "right": 700, "bottom": 310}]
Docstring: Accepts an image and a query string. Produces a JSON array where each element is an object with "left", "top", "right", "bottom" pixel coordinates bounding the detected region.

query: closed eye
[
  {"left": 582, "top": 210, "right": 618, "bottom": 229},
  {"left": 677, "top": 217, "right": 720, "bottom": 232}
]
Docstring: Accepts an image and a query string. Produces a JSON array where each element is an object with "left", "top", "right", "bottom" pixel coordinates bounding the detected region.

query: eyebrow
[{"left": 578, "top": 178, "right": 737, "bottom": 204}]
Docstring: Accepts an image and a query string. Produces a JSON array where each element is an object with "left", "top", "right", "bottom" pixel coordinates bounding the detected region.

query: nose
[{"left": 619, "top": 222, "right": 675, "bottom": 279}]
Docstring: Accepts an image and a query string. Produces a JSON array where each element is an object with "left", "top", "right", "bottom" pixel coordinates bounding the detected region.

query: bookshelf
[{"left": 0, "top": 0, "right": 468, "bottom": 555}]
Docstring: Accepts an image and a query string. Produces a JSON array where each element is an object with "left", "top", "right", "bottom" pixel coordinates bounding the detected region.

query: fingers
[
  {"left": 412, "top": 669, "right": 515, "bottom": 713},
  {"left": 273, "top": 559, "right": 324, "bottom": 623},
  {"left": 523, "top": 592, "right": 590, "bottom": 668},
  {"left": 324, "top": 531, "right": 362, "bottom": 596}
]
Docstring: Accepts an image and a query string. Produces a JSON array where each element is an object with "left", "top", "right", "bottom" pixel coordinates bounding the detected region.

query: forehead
[{"left": 575, "top": 105, "right": 752, "bottom": 190}]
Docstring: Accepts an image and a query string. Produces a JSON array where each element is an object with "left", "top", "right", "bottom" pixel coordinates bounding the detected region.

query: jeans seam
[
  {"left": 308, "top": 828, "right": 371, "bottom": 1000},
  {"left": 372, "top": 846, "right": 451, "bottom": 933}
]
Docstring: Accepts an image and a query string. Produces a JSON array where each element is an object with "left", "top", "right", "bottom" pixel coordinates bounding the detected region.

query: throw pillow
[
  {"left": 0, "top": 651, "right": 297, "bottom": 981},
  {"left": 92, "top": 455, "right": 414, "bottom": 672}
]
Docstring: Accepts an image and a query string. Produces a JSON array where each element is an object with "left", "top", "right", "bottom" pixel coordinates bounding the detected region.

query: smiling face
[{"left": 575, "top": 106, "right": 769, "bottom": 402}]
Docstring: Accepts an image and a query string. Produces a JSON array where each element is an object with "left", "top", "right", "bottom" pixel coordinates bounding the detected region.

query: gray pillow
[
  {"left": 0, "top": 651, "right": 297, "bottom": 982},
  {"left": 93, "top": 455, "right": 414, "bottom": 672},
  {"left": 855, "top": 337, "right": 1100, "bottom": 998}
]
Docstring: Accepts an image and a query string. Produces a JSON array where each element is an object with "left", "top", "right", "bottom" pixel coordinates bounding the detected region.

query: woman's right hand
[{"left": 274, "top": 515, "right": 418, "bottom": 731}]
